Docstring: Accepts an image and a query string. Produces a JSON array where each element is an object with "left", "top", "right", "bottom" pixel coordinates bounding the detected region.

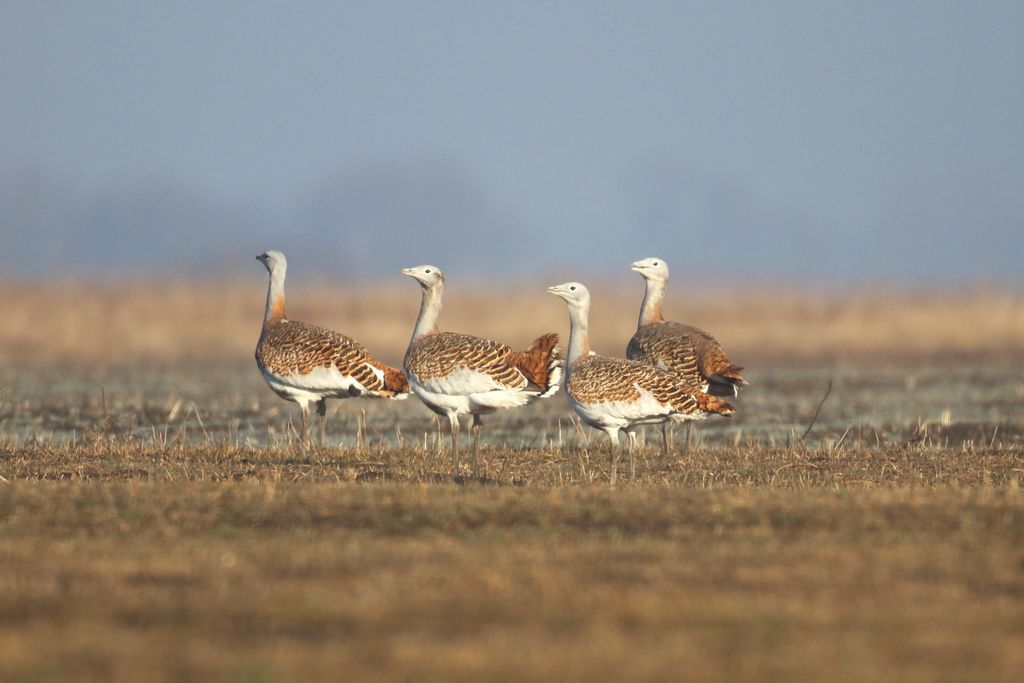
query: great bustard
[
  {"left": 548, "top": 281, "right": 734, "bottom": 484},
  {"left": 255, "top": 251, "right": 408, "bottom": 447},
  {"left": 626, "top": 257, "right": 745, "bottom": 453},
  {"left": 401, "top": 265, "right": 562, "bottom": 474}
]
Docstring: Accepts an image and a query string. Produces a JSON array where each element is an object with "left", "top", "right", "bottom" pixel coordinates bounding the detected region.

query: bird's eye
[
  {"left": 425, "top": 269, "right": 431, "bottom": 274},
  {"left": 653, "top": 262, "right": 659, "bottom": 266},
  {"left": 570, "top": 285, "right": 576, "bottom": 291}
]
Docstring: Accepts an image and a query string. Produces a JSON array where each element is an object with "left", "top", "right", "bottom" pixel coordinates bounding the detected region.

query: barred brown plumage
[
  {"left": 507, "top": 333, "right": 561, "bottom": 390},
  {"left": 256, "top": 321, "right": 408, "bottom": 396},
  {"left": 548, "top": 281, "right": 734, "bottom": 484},
  {"left": 628, "top": 321, "right": 744, "bottom": 396},
  {"left": 404, "top": 331, "right": 560, "bottom": 394},
  {"left": 402, "top": 265, "right": 562, "bottom": 474},
  {"left": 628, "top": 258, "right": 745, "bottom": 397},
  {"left": 626, "top": 323, "right": 701, "bottom": 385},
  {"left": 404, "top": 333, "right": 527, "bottom": 388},
  {"left": 255, "top": 251, "right": 408, "bottom": 449},
  {"left": 566, "top": 356, "right": 706, "bottom": 412}
]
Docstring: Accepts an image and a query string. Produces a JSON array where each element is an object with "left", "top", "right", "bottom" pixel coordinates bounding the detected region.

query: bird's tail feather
[
  {"left": 695, "top": 392, "right": 736, "bottom": 416},
  {"left": 381, "top": 365, "right": 410, "bottom": 399},
  {"left": 706, "top": 365, "right": 746, "bottom": 397},
  {"left": 509, "top": 332, "right": 562, "bottom": 398}
]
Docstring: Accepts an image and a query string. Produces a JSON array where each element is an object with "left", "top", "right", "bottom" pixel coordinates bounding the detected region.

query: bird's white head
[
  {"left": 631, "top": 257, "right": 669, "bottom": 282},
  {"left": 256, "top": 250, "right": 287, "bottom": 275},
  {"left": 401, "top": 264, "right": 444, "bottom": 290},
  {"left": 546, "top": 281, "right": 590, "bottom": 311}
]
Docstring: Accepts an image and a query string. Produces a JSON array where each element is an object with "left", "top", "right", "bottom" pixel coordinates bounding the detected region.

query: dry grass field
[
  {"left": 2, "top": 276, "right": 1023, "bottom": 364},
  {"left": 1, "top": 278, "right": 1023, "bottom": 682}
]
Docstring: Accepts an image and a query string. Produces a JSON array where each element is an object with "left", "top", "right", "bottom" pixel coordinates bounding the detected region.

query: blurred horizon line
[
  {"left": 3, "top": 270, "right": 1022, "bottom": 297},
  {"left": 4, "top": 156, "right": 1023, "bottom": 286}
]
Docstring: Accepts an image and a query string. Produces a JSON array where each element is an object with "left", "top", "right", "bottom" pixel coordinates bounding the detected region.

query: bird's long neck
[
  {"left": 565, "top": 302, "right": 592, "bottom": 370},
  {"left": 411, "top": 282, "right": 443, "bottom": 344},
  {"left": 263, "top": 267, "right": 286, "bottom": 331},
  {"left": 638, "top": 278, "right": 666, "bottom": 328}
]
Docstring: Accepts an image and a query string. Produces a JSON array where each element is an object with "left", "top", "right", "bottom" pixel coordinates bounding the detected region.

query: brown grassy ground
[
  {"left": 2, "top": 277, "right": 1023, "bottom": 364},
  {"left": 1, "top": 442, "right": 1023, "bottom": 683}
]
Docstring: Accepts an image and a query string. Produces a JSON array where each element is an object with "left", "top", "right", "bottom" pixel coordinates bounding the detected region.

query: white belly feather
[
  {"left": 409, "top": 366, "right": 536, "bottom": 417},
  {"left": 259, "top": 364, "right": 373, "bottom": 403},
  {"left": 569, "top": 385, "right": 705, "bottom": 429}
]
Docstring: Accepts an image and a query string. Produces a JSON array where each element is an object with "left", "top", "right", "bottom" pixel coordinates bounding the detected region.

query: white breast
[
  {"left": 408, "top": 374, "right": 473, "bottom": 416},
  {"left": 569, "top": 385, "right": 694, "bottom": 429},
  {"left": 409, "top": 367, "right": 536, "bottom": 417},
  {"left": 261, "top": 364, "right": 371, "bottom": 399}
]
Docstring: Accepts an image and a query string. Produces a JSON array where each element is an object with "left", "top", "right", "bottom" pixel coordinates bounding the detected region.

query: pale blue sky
[{"left": 2, "top": 1, "right": 1022, "bottom": 282}]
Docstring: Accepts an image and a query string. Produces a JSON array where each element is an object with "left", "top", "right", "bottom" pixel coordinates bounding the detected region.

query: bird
[
  {"left": 626, "top": 257, "right": 745, "bottom": 453},
  {"left": 547, "top": 281, "right": 735, "bottom": 484},
  {"left": 255, "top": 250, "right": 408, "bottom": 448},
  {"left": 401, "top": 265, "right": 562, "bottom": 475}
]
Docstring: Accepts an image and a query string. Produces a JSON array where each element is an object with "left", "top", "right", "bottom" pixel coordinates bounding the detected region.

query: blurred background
[
  {"left": 2, "top": 0, "right": 1023, "bottom": 381},
  {"left": 2, "top": 1, "right": 1022, "bottom": 284}
]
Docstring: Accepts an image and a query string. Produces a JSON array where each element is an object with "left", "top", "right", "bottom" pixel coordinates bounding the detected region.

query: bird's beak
[
  {"left": 401, "top": 267, "right": 415, "bottom": 277},
  {"left": 256, "top": 255, "right": 263, "bottom": 261},
  {"left": 630, "top": 261, "right": 644, "bottom": 271},
  {"left": 546, "top": 285, "right": 561, "bottom": 296}
]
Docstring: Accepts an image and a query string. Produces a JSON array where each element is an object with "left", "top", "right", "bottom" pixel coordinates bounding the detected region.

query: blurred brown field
[
  {"left": 1, "top": 444, "right": 1023, "bottom": 683},
  {"left": 2, "top": 277, "right": 1023, "bottom": 365}
]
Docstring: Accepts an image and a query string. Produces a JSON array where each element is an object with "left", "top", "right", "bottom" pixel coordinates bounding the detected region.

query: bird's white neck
[
  {"left": 410, "top": 282, "right": 444, "bottom": 344},
  {"left": 263, "top": 266, "right": 286, "bottom": 330},
  {"left": 638, "top": 278, "right": 666, "bottom": 328},
  {"left": 565, "top": 302, "right": 592, "bottom": 370}
]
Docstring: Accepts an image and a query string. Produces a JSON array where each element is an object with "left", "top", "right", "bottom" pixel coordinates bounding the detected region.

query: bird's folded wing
[
  {"left": 257, "top": 321, "right": 386, "bottom": 392},
  {"left": 405, "top": 332, "right": 526, "bottom": 393}
]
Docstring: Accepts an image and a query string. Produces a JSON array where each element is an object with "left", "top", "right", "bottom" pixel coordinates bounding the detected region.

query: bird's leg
[
  {"left": 448, "top": 414, "right": 461, "bottom": 474},
  {"left": 604, "top": 427, "right": 620, "bottom": 486},
  {"left": 662, "top": 422, "right": 673, "bottom": 458},
  {"left": 471, "top": 414, "right": 482, "bottom": 476},
  {"left": 626, "top": 429, "right": 638, "bottom": 481},
  {"left": 298, "top": 401, "right": 311, "bottom": 451},
  {"left": 316, "top": 399, "right": 327, "bottom": 449},
  {"left": 684, "top": 423, "right": 693, "bottom": 455}
]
